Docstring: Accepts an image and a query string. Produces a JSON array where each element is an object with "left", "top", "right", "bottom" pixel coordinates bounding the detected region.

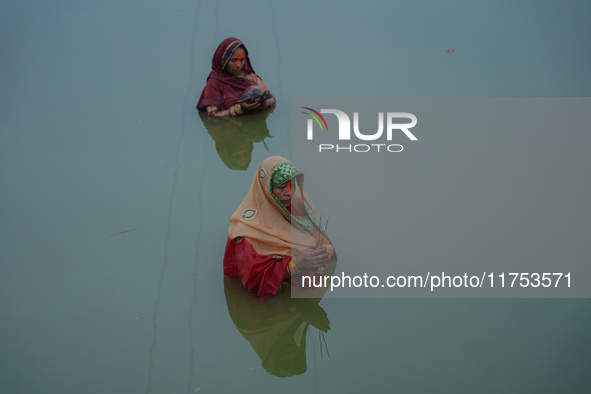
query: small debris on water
[{"left": 104, "top": 229, "right": 136, "bottom": 239}]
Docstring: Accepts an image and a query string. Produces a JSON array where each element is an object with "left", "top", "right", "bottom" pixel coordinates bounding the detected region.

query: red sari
[{"left": 223, "top": 237, "right": 290, "bottom": 296}]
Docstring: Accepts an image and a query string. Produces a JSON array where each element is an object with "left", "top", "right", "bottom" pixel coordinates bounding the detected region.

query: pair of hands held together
[
  {"left": 294, "top": 246, "right": 329, "bottom": 272},
  {"left": 240, "top": 101, "right": 264, "bottom": 112}
]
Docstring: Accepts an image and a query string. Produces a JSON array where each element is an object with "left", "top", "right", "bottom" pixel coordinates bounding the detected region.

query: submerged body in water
[
  {"left": 224, "top": 276, "right": 332, "bottom": 377},
  {"left": 198, "top": 109, "right": 273, "bottom": 171}
]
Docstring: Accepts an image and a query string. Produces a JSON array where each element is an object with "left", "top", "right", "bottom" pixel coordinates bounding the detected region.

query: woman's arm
[
  {"left": 199, "top": 78, "right": 244, "bottom": 117},
  {"left": 206, "top": 103, "right": 244, "bottom": 117},
  {"left": 224, "top": 237, "right": 290, "bottom": 296}
]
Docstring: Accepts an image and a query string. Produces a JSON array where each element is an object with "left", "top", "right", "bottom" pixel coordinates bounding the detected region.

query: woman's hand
[
  {"left": 294, "top": 247, "right": 329, "bottom": 271},
  {"left": 263, "top": 97, "right": 276, "bottom": 109},
  {"left": 240, "top": 101, "right": 263, "bottom": 112}
]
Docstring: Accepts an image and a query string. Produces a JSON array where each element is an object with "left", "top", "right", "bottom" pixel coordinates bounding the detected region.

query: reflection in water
[
  {"left": 199, "top": 108, "right": 274, "bottom": 171},
  {"left": 224, "top": 262, "right": 336, "bottom": 378}
]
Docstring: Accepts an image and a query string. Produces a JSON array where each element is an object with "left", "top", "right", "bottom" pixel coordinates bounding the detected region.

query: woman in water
[
  {"left": 223, "top": 156, "right": 335, "bottom": 296},
  {"left": 197, "top": 37, "right": 276, "bottom": 117}
]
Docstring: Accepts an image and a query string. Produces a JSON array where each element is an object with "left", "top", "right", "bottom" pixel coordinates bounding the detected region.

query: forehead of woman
[
  {"left": 211, "top": 37, "right": 251, "bottom": 71},
  {"left": 257, "top": 157, "right": 297, "bottom": 188},
  {"left": 270, "top": 162, "right": 303, "bottom": 191}
]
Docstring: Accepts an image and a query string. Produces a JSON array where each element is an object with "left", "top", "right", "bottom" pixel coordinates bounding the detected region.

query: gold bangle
[
  {"left": 289, "top": 258, "right": 300, "bottom": 275},
  {"left": 236, "top": 103, "right": 243, "bottom": 114}
]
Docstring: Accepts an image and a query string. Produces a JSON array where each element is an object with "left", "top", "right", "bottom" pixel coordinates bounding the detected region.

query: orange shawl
[{"left": 227, "top": 156, "right": 334, "bottom": 261}]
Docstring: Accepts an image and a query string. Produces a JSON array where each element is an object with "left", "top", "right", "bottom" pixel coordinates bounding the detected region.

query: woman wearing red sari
[
  {"left": 223, "top": 156, "right": 335, "bottom": 296},
  {"left": 197, "top": 37, "right": 276, "bottom": 117}
]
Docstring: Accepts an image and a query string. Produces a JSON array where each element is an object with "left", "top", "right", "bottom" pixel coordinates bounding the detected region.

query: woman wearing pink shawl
[{"left": 197, "top": 38, "right": 276, "bottom": 117}]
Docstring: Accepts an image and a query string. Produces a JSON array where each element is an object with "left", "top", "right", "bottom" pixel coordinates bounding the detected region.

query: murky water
[{"left": 1, "top": 0, "right": 590, "bottom": 393}]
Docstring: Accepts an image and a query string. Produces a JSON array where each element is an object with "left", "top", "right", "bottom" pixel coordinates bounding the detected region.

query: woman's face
[
  {"left": 225, "top": 47, "right": 246, "bottom": 76},
  {"left": 272, "top": 179, "right": 293, "bottom": 209}
]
